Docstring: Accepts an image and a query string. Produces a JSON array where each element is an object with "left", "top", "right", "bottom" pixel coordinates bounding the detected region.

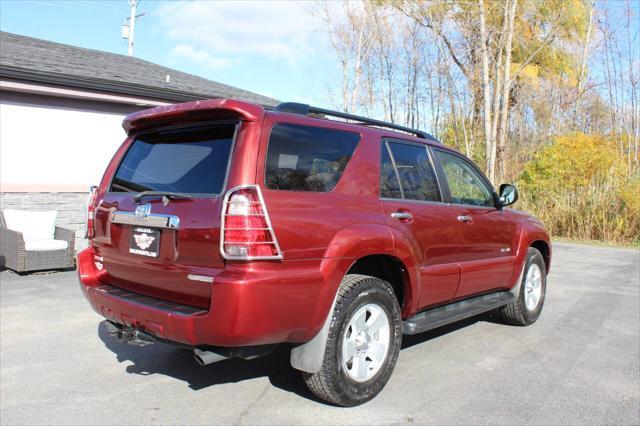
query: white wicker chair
[{"left": 0, "top": 209, "right": 75, "bottom": 273}]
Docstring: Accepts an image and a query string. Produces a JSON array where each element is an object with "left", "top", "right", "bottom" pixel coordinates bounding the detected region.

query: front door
[
  {"left": 378, "top": 139, "right": 461, "bottom": 310},
  {"left": 433, "top": 149, "right": 517, "bottom": 298}
]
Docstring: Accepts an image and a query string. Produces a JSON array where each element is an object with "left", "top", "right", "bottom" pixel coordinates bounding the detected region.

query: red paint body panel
[
  {"left": 92, "top": 195, "right": 221, "bottom": 308},
  {"left": 122, "top": 99, "right": 265, "bottom": 134},
  {"left": 379, "top": 199, "right": 461, "bottom": 308},
  {"left": 78, "top": 98, "right": 551, "bottom": 348},
  {"left": 449, "top": 206, "right": 518, "bottom": 298}
]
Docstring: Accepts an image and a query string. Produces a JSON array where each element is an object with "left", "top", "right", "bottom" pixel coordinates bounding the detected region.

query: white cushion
[
  {"left": 3, "top": 209, "right": 57, "bottom": 241},
  {"left": 24, "top": 239, "right": 69, "bottom": 251}
]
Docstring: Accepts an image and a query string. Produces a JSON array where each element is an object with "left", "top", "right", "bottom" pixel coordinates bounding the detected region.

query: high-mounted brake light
[
  {"left": 85, "top": 185, "right": 98, "bottom": 239},
  {"left": 220, "top": 185, "right": 282, "bottom": 260}
]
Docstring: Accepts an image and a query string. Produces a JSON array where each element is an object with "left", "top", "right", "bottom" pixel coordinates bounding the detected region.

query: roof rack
[{"left": 273, "top": 102, "right": 437, "bottom": 141}]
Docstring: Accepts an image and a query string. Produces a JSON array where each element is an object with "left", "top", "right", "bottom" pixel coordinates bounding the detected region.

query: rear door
[
  {"left": 92, "top": 123, "right": 237, "bottom": 308},
  {"left": 432, "top": 149, "right": 517, "bottom": 298},
  {"left": 378, "top": 139, "right": 461, "bottom": 309}
]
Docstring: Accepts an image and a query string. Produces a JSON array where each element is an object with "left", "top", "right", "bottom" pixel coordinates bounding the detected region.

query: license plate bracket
[{"left": 129, "top": 227, "right": 160, "bottom": 257}]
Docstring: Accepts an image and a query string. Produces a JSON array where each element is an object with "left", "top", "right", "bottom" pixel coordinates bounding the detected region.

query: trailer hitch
[{"left": 105, "top": 321, "right": 154, "bottom": 347}]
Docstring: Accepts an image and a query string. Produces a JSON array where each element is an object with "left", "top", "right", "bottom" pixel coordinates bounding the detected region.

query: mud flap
[{"left": 290, "top": 290, "right": 339, "bottom": 373}]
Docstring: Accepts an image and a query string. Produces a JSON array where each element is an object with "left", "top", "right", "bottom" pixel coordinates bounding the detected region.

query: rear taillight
[
  {"left": 85, "top": 185, "right": 98, "bottom": 239},
  {"left": 220, "top": 185, "right": 282, "bottom": 260}
]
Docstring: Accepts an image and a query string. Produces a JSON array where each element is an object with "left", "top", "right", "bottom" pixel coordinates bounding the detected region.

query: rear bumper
[
  {"left": 82, "top": 282, "right": 208, "bottom": 345},
  {"left": 77, "top": 247, "right": 350, "bottom": 347}
]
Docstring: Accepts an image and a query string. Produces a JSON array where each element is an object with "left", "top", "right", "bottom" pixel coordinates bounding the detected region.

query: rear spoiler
[{"left": 122, "top": 98, "right": 265, "bottom": 135}]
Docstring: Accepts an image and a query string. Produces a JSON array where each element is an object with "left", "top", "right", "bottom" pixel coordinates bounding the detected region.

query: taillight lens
[
  {"left": 85, "top": 185, "right": 98, "bottom": 239},
  {"left": 221, "top": 185, "right": 282, "bottom": 260}
]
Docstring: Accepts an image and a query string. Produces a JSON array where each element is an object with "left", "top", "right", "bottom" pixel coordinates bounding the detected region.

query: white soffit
[{"left": 0, "top": 79, "right": 169, "bottom": 107}]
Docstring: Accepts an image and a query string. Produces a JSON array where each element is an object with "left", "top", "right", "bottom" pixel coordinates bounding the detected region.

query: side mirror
[{"left": 498, "top": 184, "right": 518, "bottom": 207}]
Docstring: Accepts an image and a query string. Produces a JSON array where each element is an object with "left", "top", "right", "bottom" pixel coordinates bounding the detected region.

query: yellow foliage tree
[
  {"left": 518, "top": 133, "right": 639, "bottom": 244},
  {"left": 520, "top": 133, "right": 623, "bottom": 193}
]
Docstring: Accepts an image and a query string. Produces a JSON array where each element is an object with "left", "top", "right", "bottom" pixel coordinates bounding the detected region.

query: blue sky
[
  {"left": 2, "top": 0, "right": 637, "bottom": 114},
  {"left": 0, "top": 0, "right": 336, "bottom": 106}
]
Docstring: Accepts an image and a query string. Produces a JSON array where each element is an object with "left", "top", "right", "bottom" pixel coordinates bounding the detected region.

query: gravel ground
[{"left": 1, "top": 242, "right": 638, "bottom": 425}]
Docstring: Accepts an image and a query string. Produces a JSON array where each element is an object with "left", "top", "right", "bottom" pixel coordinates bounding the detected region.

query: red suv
[{"left": 78, "top": 98, "right": 550, "bottom": 406}]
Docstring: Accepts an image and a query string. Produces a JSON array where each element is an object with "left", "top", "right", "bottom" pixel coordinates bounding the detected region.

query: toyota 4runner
[{"left": 78, "top": 98, "right": 551, "bottom": 406}]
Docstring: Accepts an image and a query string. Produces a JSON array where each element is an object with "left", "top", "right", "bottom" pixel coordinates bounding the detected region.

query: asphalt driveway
[{"left": 1, "top": 242, "right": 639, "bottom": 425}]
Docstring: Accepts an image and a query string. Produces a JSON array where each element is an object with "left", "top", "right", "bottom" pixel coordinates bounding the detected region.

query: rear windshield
[{"left": 110, "top": 124, "right": 235, "bottom": 196}]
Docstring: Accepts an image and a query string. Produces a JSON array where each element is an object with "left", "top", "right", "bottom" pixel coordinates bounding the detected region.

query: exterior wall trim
[
  {"left": 0, "top": 65, "right": 217, "bottom": 104},
  {"left": 1, "top": 78, "right": 169, "bottom": 108}
]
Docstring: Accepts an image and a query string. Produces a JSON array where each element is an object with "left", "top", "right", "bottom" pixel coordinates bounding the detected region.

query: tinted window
[
  {"left": 380, "top": 145, "right": 402, "bottom": 198},
  {"left": 265, "top": 124, "right": 360, "bottom": 192},
  {"left": 384, "top": 141, "right": 441, "bottom": 202},
  {"left": 435, "top": 150, "right": 494, "bottom": 207},
  {"left": 111, "top": 125, "right": 234, "bottom": 195}
]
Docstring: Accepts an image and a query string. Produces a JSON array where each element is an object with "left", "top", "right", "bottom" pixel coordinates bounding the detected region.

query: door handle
[
  {"left": 391, "top": 212, "right": 413, "bottom": 221},
  {"left": 457, "top": 215, "right": 472, "bottom": 223}
]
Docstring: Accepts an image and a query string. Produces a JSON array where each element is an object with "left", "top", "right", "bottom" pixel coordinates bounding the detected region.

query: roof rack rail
[{"left": 274, "top": 102, "right": 437, "bottom": 141}]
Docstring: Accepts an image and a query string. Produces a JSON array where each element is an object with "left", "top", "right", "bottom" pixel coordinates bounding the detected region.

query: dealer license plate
[{"left": 129, "top": 227, "right": 160, "bottom": 257}]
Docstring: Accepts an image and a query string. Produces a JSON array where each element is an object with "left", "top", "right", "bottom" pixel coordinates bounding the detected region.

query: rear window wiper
[
  {"left": 133, "top": 191, "right": 193, "bottom": 202},
  {"left": 112, "top": 177, "right": 152, "bottom": 193}
]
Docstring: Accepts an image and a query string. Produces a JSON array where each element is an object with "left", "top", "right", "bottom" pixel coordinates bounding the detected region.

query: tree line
[{"left": 318, "top": 0, "right": 639, "bottom": 245}]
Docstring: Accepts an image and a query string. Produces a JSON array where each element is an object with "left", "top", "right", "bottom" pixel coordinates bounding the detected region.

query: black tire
[
  {"left": 500, "top": 247, "right": 547, "bottom": 326},
  {"left": 302, "top": 274, "right": 402, "bottom": 406}
]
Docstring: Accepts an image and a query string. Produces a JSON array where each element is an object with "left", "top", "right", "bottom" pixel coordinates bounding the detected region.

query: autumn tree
[{"left": 317, "top": 0, "right": 639, "bottom": 244}]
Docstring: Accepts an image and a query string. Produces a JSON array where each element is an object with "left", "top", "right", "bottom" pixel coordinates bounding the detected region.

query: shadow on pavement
[
  {"left": 400, "top": 315, "right": 486, "bottom": 349},
  {"left": 98, "top": 314, "right": 490, "bottom": 400},
  {"left": 97, "top": 321, "right": 322, "bottom": 402}
]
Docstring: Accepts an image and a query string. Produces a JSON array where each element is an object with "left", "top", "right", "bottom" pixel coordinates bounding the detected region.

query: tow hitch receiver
[{"left": 105, "top": 321, "right": 154, "bottom": 347}]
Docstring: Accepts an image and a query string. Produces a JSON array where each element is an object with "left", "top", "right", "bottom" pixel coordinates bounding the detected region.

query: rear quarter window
[{"left": 265, "top": 123, "right": 360, "bottom": 192}]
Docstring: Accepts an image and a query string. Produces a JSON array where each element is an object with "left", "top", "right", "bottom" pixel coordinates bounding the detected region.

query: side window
[
  {"left": 435, "top": 150, "right": 495, "bottom": 207},
  {"left": 381, "top": 141, "right": 441, "bottom": 202},
  {"left": 380, "top": 145, "right": 402, "bottom": 198},
  {"left": 265, "top": 124, "right": 360, "bottom": 192}
]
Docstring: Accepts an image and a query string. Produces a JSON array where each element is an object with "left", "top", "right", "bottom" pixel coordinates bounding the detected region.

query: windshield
[{"left": 111, "top": 124, "right": 236, "bottom": 196}]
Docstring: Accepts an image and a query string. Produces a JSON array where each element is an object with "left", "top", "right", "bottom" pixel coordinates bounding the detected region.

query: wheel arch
[
  {"left": 346, "top": 254, "right": 411, "bottom": 313},
  {"left": 291, "top": 221, "right": 417, "bottom": 374},
  {"left": 508, "top": 225, "right": 552, "bottom": 290},
  {"left": 530, "top": 239, "right": 551, "bottom": 273},
  {"left": 291, "top": 254, "right": 409, "bottom": 374}
]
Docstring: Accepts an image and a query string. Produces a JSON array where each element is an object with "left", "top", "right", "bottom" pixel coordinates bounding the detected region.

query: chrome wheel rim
[
  {"left": 341, "top": 303, "right": 390, "bottom": 383},
  {"left": 524, "top": 263, "right": 543, "bottom": 311}
]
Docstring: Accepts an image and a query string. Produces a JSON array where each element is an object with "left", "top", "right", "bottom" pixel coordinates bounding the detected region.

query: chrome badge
[
  {"left": 134, "top": 204, "right": 151, "bottom": 219},
  {"left": 187, "top": 274, "right": 214, "bottom": 283}
]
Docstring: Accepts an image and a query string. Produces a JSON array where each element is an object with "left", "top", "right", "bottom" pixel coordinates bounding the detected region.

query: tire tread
[
  {"left": 303, "top": 274, "right": 400, "bottom": 406},
  {"left": 500, "top": 247, "right": 546, "bottom": 326}
]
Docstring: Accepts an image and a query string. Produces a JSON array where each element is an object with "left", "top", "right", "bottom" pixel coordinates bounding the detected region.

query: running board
[{"left": 402, "top": 291, "right": 515, "bottom": 335}]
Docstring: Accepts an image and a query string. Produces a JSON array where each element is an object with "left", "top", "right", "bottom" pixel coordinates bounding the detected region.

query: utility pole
[
  {"left": 122, "top": 0, "right": 144, "bottom": 57},
  {"left": 127, "top": 0, "right": 137, "bottom": 57}
]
